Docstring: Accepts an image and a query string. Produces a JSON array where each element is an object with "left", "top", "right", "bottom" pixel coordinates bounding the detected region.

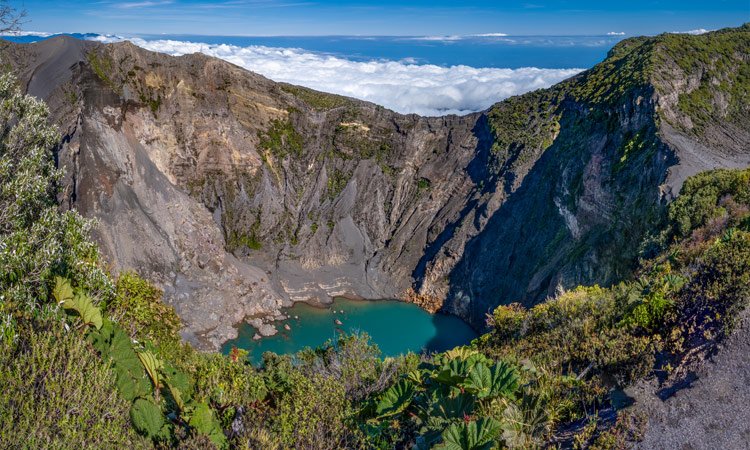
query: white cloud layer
[
  {"left": 91, "top": 35, "right": 583, "bottom": 116},
  {"left": 0, "top": 30, "right": 54, "bottom": 37},
  {"left": 607, "top": 31, "right": 626, "bottom": 36},
  {"left": 471, "top": 33, "right": 509, "bottom": 37},
  {"left": 671, "top": 28, "right": 711, "bottom": 35}
]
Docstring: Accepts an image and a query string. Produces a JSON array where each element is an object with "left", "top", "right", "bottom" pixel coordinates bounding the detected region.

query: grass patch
[
  {"left": 280, "top": 84, "right": 355, "bottom": 110},
  {"left": 258, "top": 118, "right": 304, "bottom": 159}
]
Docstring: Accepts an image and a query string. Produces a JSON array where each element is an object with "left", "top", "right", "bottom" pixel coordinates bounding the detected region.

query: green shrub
[
  {"left": 187, "top": 350, "right": 267, "bottom": 413},
  {"left": 270, "top": 370, "right": 361, "bottom": 448},
  {"left": 671, "top": 230, "right": 750, "bottom": 346},
  {"left": 258, "top": 118, "right": 304, "bottom": 159},
  {"left": 668, "top": 168, "right": 750, "bottom": 238},
  {"left": 0, "top": 72, "right": 112, "bottom": 331},
  {"left": 109, "top": 272, "right": 183, "bottom": 351},
  {"left": 489, "top": 303, "right": 526, "bottom": 341},
  {"left": 0, "top": 322, "right": 149, "bottom": 449}
]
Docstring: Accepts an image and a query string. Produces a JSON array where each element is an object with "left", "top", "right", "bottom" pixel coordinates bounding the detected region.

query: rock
[
  {"left": 6, "top": 30, "right": 749, "bottom": 350},
  {"left": 628, "top": 310, "right": 750, "bottom": 449},
  {"left": 284, "top": 324, "right": 291, "bottom": 331},
  {"left": 334, "top": 319, "right": 343, "bottom": 326},
  {"left": 257, "top": 323, "right": 278, "bottom": 337}
]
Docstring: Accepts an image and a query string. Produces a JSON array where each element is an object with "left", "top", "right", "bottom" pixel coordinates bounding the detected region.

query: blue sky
[{"left": 17, "top": 0, "right": 750, "bottom": 36}]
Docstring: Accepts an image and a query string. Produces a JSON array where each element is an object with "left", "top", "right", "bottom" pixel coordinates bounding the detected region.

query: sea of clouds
[{"left": 91, "top": 35, "right": 583, "bottom": 116}]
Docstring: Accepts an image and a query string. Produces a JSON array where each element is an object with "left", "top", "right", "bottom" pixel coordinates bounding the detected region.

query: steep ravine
[{"left": 1, "top": 25, "right": 748, "bottom": 350}]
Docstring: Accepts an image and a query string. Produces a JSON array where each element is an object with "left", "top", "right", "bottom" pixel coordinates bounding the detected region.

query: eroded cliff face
[{"left": 1, "top": 26, "right": 748, "bottom": 349}]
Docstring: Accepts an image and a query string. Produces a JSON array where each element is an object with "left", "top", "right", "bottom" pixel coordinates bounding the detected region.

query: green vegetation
[
  {"left": 0, "top": 72, "right": 111, "bottom": 340},
  {"left": 87, "top": 50, "right": 118, "bottom": 92},
  {"left": 109, "top": 272, "right": 183, "bottom": 350},
  {"left": 657, "top": 24, "right": 750, "bottom": 131},
  {"left": 139, "top": 92, "right": 162, "bottom": 116},
  {"left": 229, "top": 231, "right": 263, "bottom": 250},
  {"left": 280, "top": 83, "right": 355, "bottom": 110},
  {"left": 612, "top": 128, "right": 657, "bottom": 173},
  {"left": 2, "top": 27, "right": 750, "bottom": 448},
  {"left": 326, "top": 167, "right": 350, "bottom": 200},
  {"left": 333, "top": 121, "right": 395, "bottom": 163},
  {"left": 474, "top": 167, "right": 750, "bottom": 446},
  {"left": 567, "top": 36, "right": 654, "bottom": 106},
  {"left": 486, "top": 89, "right": 562, "bottom": 168},
  {"left": 227, "top": 218, "right": 263, "bottom": 251},
  {"left": 258, "top": 117, "right": 304, "bottom": 159},
  {"left": 0, "top": 321, "right": 149, "bottom": 448}
]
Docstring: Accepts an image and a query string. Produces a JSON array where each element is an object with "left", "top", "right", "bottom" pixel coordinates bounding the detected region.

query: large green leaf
[
  {"left": 462, "top": 363, "right": 492, "bottom": 397},
  {"left": 52, "top": 276, "right": 74, "bottom": 305},
  {"left": 130, "top": 398, "right": 164, "bottom": 439},
  {"left": 438, "top": 418, "right": 501, "bottom": 450},
  {"left": 110, "top": 326, "right": 151, "bottom": 400},
  {"left": 500, "top": 394, "right": 549, "bottom": 449},
  {"left": 488, "top": 361, "right": 520, "bottom": 399},
  {"left": 70, "top": 292, "right": 103, "bottom": 329},
  {"left": 53, "top": 277, "right": 102, "bottom": 329},
  {"left": 189, "top": 402, "right": 228, "bottom": 449},
  {"left": 163, "top": 364, "right": 193, "bottom": 411},
  {"left": 406, "top": 369, "right": 426, "bottom": 386},
  {"left": 465, "top": 353, "right": 493, "bottom": 369},
  {"left": 375, "top": 379, "right": 416, "bottom": 419},
  {"left": 463, "top": 361, "right": 520, "bottom": 399},
  {"left": 137, "top": 350, "right": 162, "bottom": 390},
  {"left": 88, "top": 318, "right": 115, "bottom": 354},
  {"left": 89, "top": 320, "right": 151, "bottom": 400},
  {"left": 434, "top": 358, "right": 472, "bottom": 386},
  {"left": 429, "top": 393, "right": 475, "bottom": 421}
]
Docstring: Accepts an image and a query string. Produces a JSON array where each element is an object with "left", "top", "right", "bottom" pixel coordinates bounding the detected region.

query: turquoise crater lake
[{"left": 221, "top": 298, "right": 478, "bottom": 364}]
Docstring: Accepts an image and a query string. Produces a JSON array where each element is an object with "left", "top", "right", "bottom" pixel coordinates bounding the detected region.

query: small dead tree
[{"left": 0, "top": 1, "right": 26, "bottom": 35}]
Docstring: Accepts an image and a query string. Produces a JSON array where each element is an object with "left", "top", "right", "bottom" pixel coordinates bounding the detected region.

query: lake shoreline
[{"left": 222, "top": 297, "right": 478, "bottom": 364}]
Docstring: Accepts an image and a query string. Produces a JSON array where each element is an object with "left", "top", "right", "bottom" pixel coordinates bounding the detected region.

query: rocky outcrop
[{"left": 1, "top": 25, "right": 748, "bottom": 349}]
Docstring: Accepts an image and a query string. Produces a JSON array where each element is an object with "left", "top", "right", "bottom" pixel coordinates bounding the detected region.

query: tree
[
  {"left": 0, "top": 70, "right": 111, "bottom": 343},
  {"left": 0, "top": 0, "right": 25, "bottom": 35}
]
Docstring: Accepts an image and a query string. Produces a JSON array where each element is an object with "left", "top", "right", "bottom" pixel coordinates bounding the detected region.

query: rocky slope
[
  {"left": 628, "top": 310, "right": 750, "bottom": 450},
  {"left": 0, "top": 25, "right": 748, "bottom": 349}
]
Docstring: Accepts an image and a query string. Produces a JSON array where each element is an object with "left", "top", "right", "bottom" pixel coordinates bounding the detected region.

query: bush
[
  {"left": 187, "top": 350, "right": 267, "bottom": 415},
  {"left": 668, "top": 168, "right": 750, "bottom": 238},
  {"left": 271, "top": 371, "right": 359, "bottom": 449},
  {"left": 109, "top": 272, "right": 182, "bottom": 350},
  {"left": 483, "top": 286, "right": 656, "bottom": 388},
  {"left": 0, "top": 72, "right": 111, "bottom": 340},
  {"left": 0, "top": 321, "right": 149, "bottom": 448}
]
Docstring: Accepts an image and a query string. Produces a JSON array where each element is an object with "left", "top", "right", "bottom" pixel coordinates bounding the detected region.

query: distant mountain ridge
[{"left": 0, "top": 24, "right": 747, "bottom": 349}]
